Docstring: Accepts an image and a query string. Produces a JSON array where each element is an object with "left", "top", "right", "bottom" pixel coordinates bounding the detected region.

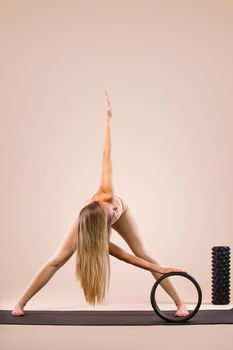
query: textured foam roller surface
[
  {"left": 1, "top": 309, "right": 233, "bottom": 326},
  {"left": 212, "top": 246, "right": 231, "bottom": 304}
]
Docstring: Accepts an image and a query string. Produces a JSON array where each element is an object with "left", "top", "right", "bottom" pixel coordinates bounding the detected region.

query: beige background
[{"left": 0, "top": 0, "right": 233, "bottom": 313}]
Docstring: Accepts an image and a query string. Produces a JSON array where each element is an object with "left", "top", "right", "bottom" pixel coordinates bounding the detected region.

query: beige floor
[
  {"left": 1, "top": 324, "right": 233, "bottom": 350},
  {"left": 1, "top": 303, "right": 232, "bottom": 350}
]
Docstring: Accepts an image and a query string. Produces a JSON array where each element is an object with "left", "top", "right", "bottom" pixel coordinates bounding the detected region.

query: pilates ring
[{"left": 150, "top": 271, "right": 202, "bottom": 323}]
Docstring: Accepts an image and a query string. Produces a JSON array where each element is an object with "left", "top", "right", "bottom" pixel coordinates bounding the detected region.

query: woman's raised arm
[{"left": 94, "top": 91, "right": 114, "bottom": 201}]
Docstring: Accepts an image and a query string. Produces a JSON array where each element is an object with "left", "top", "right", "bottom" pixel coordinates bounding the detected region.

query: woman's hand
[
  {"left": 154, "top": 265, "right": 188, "bottom": 274},
  {"left": 105, "top": 90, "right": 112, "bottom": 121}
]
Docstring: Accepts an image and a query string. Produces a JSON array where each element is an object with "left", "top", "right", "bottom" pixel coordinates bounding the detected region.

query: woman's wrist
[{"left": 150, "top": 262, "right": 163, "bottom": 273}]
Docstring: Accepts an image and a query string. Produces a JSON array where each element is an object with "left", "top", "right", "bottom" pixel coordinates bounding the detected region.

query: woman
[{"left": 12, "top": 91, "right": 189, "bottom": 317}]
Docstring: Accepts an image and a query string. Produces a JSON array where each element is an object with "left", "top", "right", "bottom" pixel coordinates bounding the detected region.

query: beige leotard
[
  {"left": 81, "top": 194, "right": 128, "bottom": 226},
  {"left": 110, "top": 195, "right": 128, "bottom": 225}
]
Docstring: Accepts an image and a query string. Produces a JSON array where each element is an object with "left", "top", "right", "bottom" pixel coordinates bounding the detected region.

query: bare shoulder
[{"left": 91, "top": 190, "right": 115, "bottom": 203}]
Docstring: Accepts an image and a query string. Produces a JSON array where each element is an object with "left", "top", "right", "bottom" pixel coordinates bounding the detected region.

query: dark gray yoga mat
[{"left": 1, "top": 308, "right": 233, "bottom": 326}]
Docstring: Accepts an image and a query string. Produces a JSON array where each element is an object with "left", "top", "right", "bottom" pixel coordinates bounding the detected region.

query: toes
[
  {"left": 175, "top": 311, "right": 189, "bottom": 317},
  {"left": 12, "top": 311, "right": 23, "bottom": 316}
]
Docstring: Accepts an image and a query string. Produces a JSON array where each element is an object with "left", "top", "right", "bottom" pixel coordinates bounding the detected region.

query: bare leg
[
  {"left": 140, "top": 252, "right": 189, "bottom": 316},
  {"left": 12, "top": 210, "right": 79, "bottom": 316},
  {"left": 12, "top": 260, "right": 60, "bottom": 316},
  {"left": 112, "top": 206, "right": 189, "bottom": 316}
]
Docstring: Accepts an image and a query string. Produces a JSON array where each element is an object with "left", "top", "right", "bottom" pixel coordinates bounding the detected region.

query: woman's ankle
[
  {"left": 174, "top": 298, "right": 184, "bottom": 307},
  {"left": 18, "top": 299, "right": 27, "bottom": 307}
]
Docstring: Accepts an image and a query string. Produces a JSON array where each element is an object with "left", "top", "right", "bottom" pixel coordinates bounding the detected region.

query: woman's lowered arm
[{"left": 109, "top": 242, "right": 187, "bottom": 274}]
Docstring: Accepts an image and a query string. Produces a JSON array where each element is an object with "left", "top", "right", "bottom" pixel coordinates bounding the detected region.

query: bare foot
[
  {"left": 12, "top": 302, "right": 25, "bottom": 316},
  {"left": 174, "top": 302, "right": 189, "bottom": 317}
]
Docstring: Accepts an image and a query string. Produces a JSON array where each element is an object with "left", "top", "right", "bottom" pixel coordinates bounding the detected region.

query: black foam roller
[{"left": 211, "top": 246, "right": 231, "bottom": 305}]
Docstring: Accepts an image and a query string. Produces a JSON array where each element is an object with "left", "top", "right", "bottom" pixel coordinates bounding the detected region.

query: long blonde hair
[{"left": 75, "top": 200, "right": 111, "bottom": 306}]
